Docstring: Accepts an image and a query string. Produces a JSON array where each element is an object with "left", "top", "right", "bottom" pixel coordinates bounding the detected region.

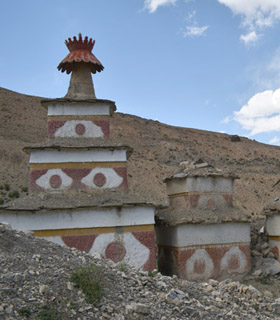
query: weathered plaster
[
  {"left": 0, "top": 206, "right": 155, "bottom": 231},
  {"left": 90, "top": 233, "right": 149, "bottom": 268},
  {"left": 158, "top": 243, "right": 251, "bottom": 281},
  {"left": 53, "top": 120, "right": 104, "bottom": 138},
  {"left": 156, "top": 223, "right": 250, "bottom": 247},
  {"left": 29, "top": 149, "right": 127, "bottom": 163},
  {"left": 30, "top": 167, "right": 128, "bottom": 191},
  {"left": 40, "top": 230, "right": 156, "bottom": 271},
  {"left": 48, "top": 103, "right": 111, "bottom": 116},
  {"left": 35, "top": 169, "right": 73, "bottom": 191},
  {"left": 81, "top": 168, "right": 123, "bottom": 189},
  {"left": 266, "top": 214, "right": 280, "bottom": 236},
  {"left": 169, "top": 193, "right": 233, "bottom": 210},
  {"left": 166, "top": 177, "right": 234, "bottom": 196}
]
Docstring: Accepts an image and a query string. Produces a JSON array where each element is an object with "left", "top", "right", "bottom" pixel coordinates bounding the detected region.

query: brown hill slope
[{"left": 1, "top": 87, "right": 280, "bottom": 216}]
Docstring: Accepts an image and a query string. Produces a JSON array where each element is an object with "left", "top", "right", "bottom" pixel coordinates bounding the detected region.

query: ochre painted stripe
[
  {"left": 157, "top": 242, "right": 249, "bottom": 250},
  {"left": 269, "top": 236, "right": 280, "bottom": 241},
  {"left": 48, "top": 115, "right": 110, "bottom": 121},
  {"left": 33, "top": 224, "right": 154, "bottom": 237},
  {"left": 30, "top": 162, "right": 127, "bottom": 169}
]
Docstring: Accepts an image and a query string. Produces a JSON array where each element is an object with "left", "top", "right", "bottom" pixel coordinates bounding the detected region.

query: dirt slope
[{"left": 1, "top": 86, "right": 280, "bottom": 216}]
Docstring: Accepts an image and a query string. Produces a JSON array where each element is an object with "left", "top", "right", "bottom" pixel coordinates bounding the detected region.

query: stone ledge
[
  {"left": 156, "top": 207, "right": 251, "bottom": 225},
  {"left": 0, "top": 190, "right": 156, "bottom": 212}
]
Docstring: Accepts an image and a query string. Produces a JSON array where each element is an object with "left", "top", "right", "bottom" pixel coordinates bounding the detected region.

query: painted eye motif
[
  {"left": 35, "top": 169, "right": 73, "bottom": 191},
  {"left": 54, "top": 120, "right": 103, "bottom": 138},
  {"left": 220, "top": 247, "right": 247, "bottom": 273},
  {"left": 89, "top": 233, "right": 149, "bottom": 269},
  {"left": 186, "top": 249, "right": 214, "bottom": 281},
  {"left": 81, "top": 168, "right": 123, "bottom": 189}
]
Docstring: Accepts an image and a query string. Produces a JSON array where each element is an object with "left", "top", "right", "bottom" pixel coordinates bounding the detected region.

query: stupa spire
[{"left": 57, "top": 34, "right": 104, "bottom": 99}]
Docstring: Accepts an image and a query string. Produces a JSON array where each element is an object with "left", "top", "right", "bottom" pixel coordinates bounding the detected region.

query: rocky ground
[{"left": 1, "top": 223, "right": 280, "bottom": 320}]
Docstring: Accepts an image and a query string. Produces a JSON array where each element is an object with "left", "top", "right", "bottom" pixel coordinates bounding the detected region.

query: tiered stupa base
[
  {"left": 43, "top": 98, "right": 115, "bottom": 139},
  {"left": 25, "top": 139, "right": 130, "bottom": 192},
  {"left": 1, "top": 191, "right": 156, "bottom": 270}
]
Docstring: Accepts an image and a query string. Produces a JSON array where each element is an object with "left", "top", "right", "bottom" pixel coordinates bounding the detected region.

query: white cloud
[
  {"left": 234, "top": 88, "right": 280, "bottom": 135},
  {"left": 240, "top": 31, "right": 261, "bottom": 46},
  {"left": 184, "top": 25, "right": 209, "bottom": 37},
  {"left": 221, "top": 116, "right": 231, "bottom": 124},
  {"left": 144, "top": 0, "right": 177, "bottom": 13},
  {"left": 185, "top": 10, "right": 196, "bottom": 23},
  {"left": 217, "top": 0, "right": 280, "bottom": 44},
  {"left": 269, "top": 136, "right": 280, "bottom": 144},
  {"left": 183, "top": 10, "right": 209, "bottom": 38}
]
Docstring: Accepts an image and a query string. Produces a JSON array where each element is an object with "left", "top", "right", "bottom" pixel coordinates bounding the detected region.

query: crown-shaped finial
[
  {"left": 58, "top": 34, "right": 104, "bottom": 74},
  {"left": 65, "top": 33, "right": 95, "bottom": 53}
]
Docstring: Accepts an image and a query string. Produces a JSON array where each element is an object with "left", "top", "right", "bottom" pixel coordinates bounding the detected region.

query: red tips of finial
[
  {"left": 65, "top": 34, "right": 95, "bottom": 53},
  {"left": 58, "top": 34, "right": 104, "bottom": 74}
]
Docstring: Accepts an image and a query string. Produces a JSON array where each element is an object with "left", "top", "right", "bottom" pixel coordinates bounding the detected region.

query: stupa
[
  {"left": 156, "top": 161, "right": 251, "bottom": 280},
  {"left": 0, "top": 34, "right": 156, "bottom": 270}
]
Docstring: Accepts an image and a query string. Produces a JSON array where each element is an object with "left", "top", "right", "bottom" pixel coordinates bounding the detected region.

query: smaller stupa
[{"left": 156, "top": 160, "right": 251, "bottom": 281}]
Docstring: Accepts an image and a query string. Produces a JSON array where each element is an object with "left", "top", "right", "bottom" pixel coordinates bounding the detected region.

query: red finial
[
  {"left": 64, "top": 34, "right": 95, "bottom": 53},
  {"left": 57, "top": 34, "right": 104, "bottom": 74}
]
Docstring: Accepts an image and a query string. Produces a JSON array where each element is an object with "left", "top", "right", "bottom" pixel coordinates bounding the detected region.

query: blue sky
[{"left": 1, "top": 0, "right": 280, "bottom": 145}]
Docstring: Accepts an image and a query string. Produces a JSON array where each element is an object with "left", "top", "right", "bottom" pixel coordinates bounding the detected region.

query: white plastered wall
[
  {"left": 166, "top": 177, "right": 234, "bottom": 196},
  {"left": 0, "top": 206, "right": 155, "bottom": 232},
  {"left": 156, "top": 223, "right": 250, "bottom": 247},
  {"left": 29, "top": 149, "right": 127, "bottom": 163},
  {"left": 48, "top": 103, "right": 111, "bottom": 116}
]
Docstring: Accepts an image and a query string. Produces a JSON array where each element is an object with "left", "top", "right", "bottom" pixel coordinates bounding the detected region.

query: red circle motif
[
  {"left": 207, "top": 199, "right": 216, "bottom": 209},
  {"left": 49, "top": 175, "right": 62, "bottom": 189},
  {"left": 228, "top": 255, "right": 240, "bottom": 270},
  {"left": 194, "top": 259, "right": 206, "bottom": 274},
  {"left": 93, "top": 173, "right": 106, "bottom": 187},
  {"left": 75, "top": 123, "right": 86, "bottom": 135},
  {"left": 105, "top": 242, "right": 126, "bottom": 263}
]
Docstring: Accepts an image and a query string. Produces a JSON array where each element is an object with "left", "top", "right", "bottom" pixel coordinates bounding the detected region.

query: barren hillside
[{"left": 1, "top": 86, "right": 280, "bottom": 217}]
